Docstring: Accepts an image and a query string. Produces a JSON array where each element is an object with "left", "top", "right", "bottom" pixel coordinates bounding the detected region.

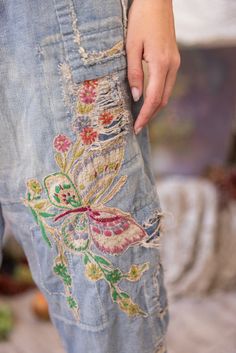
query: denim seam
[{"left": 69, "top": 0, "right": 127, "bottom": 66}]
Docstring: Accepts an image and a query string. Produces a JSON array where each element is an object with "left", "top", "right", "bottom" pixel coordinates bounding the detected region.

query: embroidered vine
[{"left": 23, "top": 73, "right": 162, "bottom": 321}]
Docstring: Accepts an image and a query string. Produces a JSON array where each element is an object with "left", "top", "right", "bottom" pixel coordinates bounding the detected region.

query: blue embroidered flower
[{"left": 72, "top": 116, "right": 91, "bottom": 133}]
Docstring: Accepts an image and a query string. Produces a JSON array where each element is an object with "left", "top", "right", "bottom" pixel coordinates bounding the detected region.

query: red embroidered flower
[
  {"left": 80, "top": 127, "right": 98, "bottom": 144},
  {"left": 99, "top": 112, "right": 114, "bottom": 125},
  {"left": 53, "top": 134, "right": 72, "bottom": 153},
  {"left": 79, "top": 86, "right": 97, "bottom": 104},
  {"left": 83, "top": 79, "right": 98, "bottom": 89}
]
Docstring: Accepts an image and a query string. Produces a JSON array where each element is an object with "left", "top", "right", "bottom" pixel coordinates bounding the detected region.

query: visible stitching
[
  {"left": 22, "top": 71, "right": 163, "bottom": 323},
  {"left": 153, "top": 338, "right": 168, "bottom": 353},
  {"left": 58, "top": 62, "right": 133, "bottom": 143},
  {"left": 30, "top": 226, "right": 67, "bottom": 297},
  {"left": 78, "top": 41, "right": 125, "bottom": 66},
  {"left": 51, "top": 311, "right": 110, "bottom": 331},
  {"left": 69, "top": 0, "right": 125, "bottom": 65},
  {"left": 121, "top": 0, "right": 128, "bottom": 38}
]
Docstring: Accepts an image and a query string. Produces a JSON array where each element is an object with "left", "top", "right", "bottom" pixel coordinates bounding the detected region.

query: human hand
[{"left": 126, "top": 0, "right": 180, "bottom": 134}]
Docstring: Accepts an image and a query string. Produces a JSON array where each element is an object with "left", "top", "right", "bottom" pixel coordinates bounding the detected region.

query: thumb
[{"left": 126, "top": 41, "right": 144, "bottom": 102}]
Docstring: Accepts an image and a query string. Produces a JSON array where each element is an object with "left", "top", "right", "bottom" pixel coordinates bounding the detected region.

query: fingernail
[
  {"left": 135, "top": 126, "right": 142, "bottom": 135},
  {"left": 131, "top": 87, "right": 140, "bottom": 102}
]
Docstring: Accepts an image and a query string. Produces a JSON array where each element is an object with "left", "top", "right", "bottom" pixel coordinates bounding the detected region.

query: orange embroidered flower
[
  {"left": 83, "top": 79, "right": 98, "bottom": 89},
  {"left": 80, "top": 127, "right": 98, "bottom": 144},
  {"left": 99, "top": 112, "right": 114, "bottom": 125},
  {"left": 54, "top": 134, "right": 72, "bottom": 153}
]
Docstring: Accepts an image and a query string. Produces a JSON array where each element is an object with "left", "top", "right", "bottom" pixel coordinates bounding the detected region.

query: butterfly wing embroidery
[
  {"left": 24, "top": 129, "right": 152, "bottom": 320},
  {"left": 87, "top": 206, "right": 147, "bottom": 255},
  {"left": 60, "top": 213, "right": 90, "bottom": 253},
  {"left": 72, "top": 136, "right": 125, "bottom": 205}
]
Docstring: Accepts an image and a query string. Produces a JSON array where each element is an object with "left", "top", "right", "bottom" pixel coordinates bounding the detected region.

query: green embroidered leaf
[
  {"left": 94, "top": 255, "right": 111, "bottom": 266},
  {"left": 54, "top": 263, "right": 66, "bottom": 274},
  {"left": 106, "top": 269, "right": 122, "bottom": 283},
  {"left": 83, "top": 254, "right": 89, "bottom": 264},
  {"left": 39, "top": 211, "right": 56, "bottom": 218},
  {"left": 39, "top": 220, "right": 51, "bottom": 248},
  {"left": 53, "top": 194, "right": 61, "bottom": 203},
  {"left": 63, "top": 275, "right": 72, "bottom": 286},
  {"left": 120, "top": 292, "right": 129, "bottom": 299},
  {"left": 67, "top": 296, "right": 78, "bottom": 309},
  {"left": 55, "top": 185, "right": 61, "bottom": 194},
  {"left": 30, "top": 208, "right": 38, "bottom": 224},
  {"left": 112, "top": 290, "right": 118, "bottom": 301},
  {"left": 54, "top": 263, "right": 72, "bottom": 286},
  {"left": 44, "top": 173, "right": 82, "bottom": 209}
]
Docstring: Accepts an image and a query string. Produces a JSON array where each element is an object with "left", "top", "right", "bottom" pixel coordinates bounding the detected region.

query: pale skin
[{"left": 126, "top": 0, "right": 181, "bottom": 134}]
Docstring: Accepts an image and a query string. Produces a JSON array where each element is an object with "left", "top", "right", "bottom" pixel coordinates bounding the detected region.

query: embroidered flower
[
  {"left": 72, "top": 116, "right": 91, "bottom": 133},
  {"left": 54, "top": 134, "right": 72, "bottom": 153},
  {"left": 127, "top": 263, "right": 149, "bottom": 281},
  {"left": 83, "top": 79, "right": 98, "bottom": 89},
  {"left": 99, "top": 112, "right": 114, "bottom": 125},
  {"left": 27, "top": 179, "right": 42, "bottom": 195},
  {"left": 76, "top": 102, "right": 93, "bottom": 115},
  {"left": 85, "top": 263, "right": 103, "bottom": 281},
  {"left": 117, "top": 296, "right": 143, "bottom": 316},
  {"left": 79, "top": 86, "right": 97, "bottom": 104},
  {"left": 80, "top": 127, "right": 98, "bottom": 144},
  {"left": 24, "top": 73, "right": 152, "bottom": 321}
]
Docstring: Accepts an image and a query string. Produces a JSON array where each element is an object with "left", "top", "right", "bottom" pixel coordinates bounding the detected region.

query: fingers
[
  {"left": 134, "top": 52, "right": 181, "bottom": 134},
  {"left": 126, "top": 36, "right": 144, "bottom": 103},
  {"left": 133, "top": 56, "right": 168, "bottom": 134}
]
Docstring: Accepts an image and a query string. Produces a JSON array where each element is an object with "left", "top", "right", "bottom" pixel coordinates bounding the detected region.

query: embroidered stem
[{"left": 54, "top": 206, "right": 89, "bottom": 222}]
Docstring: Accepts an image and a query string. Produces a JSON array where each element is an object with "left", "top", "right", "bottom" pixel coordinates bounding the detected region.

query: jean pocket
[{"left": 52, "top": 0, "right": 128, "bottom": 83}]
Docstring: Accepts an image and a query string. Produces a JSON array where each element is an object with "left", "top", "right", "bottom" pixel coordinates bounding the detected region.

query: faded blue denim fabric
[{"left": 0, "top": 1, "right": 169, "bottom": 353}]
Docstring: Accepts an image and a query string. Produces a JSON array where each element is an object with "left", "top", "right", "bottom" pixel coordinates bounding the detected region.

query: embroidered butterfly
[{"left": 24, "top": 134, "right": 152, "bottom": 320}]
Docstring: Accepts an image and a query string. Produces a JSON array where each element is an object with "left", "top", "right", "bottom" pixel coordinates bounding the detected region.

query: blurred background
[{"left": 1, "top": 1, "right": 236, "bottom": 353}]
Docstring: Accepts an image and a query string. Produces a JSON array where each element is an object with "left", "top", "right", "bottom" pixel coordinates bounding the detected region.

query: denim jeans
[{"left": 0, "top": 1, "right": 169, "bottom": 352}]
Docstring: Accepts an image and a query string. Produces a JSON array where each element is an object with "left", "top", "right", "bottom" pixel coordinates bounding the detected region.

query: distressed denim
[{"left": 0, "top": 1, "right": 169, "bottom": 352}]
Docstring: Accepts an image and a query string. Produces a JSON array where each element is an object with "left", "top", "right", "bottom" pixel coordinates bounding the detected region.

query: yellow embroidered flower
[
  {"left": 117, "top": 297, "right": 143, "bottom": 317},
  {"left": 27, "top": 179, "right": 42, "bottom": 195},
  {"left": 127, "top": 262, "right": 150, "bottom": 282},
  {"left": 76, "top": 102, "right": 93, "bottom": 115},
  {"left": 85, "top": 263, "right": 103, "bottom": 281}
]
